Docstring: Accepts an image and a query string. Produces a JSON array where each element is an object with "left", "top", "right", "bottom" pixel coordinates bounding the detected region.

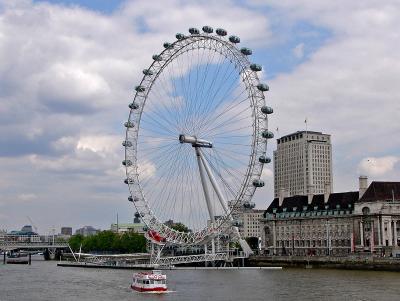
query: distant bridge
[{"left": 0, "top": 241, "right": 70, "bottom": 252}]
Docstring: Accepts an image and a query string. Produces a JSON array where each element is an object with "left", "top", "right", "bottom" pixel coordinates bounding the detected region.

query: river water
[{"left": 1, "top": 260, "right": 400, "bottom": 301}]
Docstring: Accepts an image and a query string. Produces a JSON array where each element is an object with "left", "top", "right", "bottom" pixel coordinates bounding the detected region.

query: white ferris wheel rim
[{"left": 123, "top": 27, "right": 272, "bottom": 246}]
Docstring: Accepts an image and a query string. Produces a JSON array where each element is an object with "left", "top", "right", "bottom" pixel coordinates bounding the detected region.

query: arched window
[{"left": 362, "top": 207, "right": 370, "bottom": 215}]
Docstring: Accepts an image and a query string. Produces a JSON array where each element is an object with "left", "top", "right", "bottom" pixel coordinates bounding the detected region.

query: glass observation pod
[
  {"left": 143, "top": 226, "right": 149, "bottom": 232},
  {"left": 261, "top": 106, "right": 273, "bottom": 114},
  {"left": 229, "top": 35, "right": 240, "bottom": 43},
  {"left": 163, "top": 42, "right": 173, "bottom": 49},
  {"left": 122, "top": 140, "right": 132, "bottom": 147},
  {"left": 243, "top": 201, "right": 256, "bottom": 209},
  {"left": 259, "top": 155, "right": 271, "bottom": 164},
  {"left": 176, "top": 33, "right": 185, "bottom": 40},
  {"left": 257, "top": 83, "right": 269, "bottom": 91},
  {"left": 128, "top": 196, "right": 140, "bottom": 202},
  {"left": 240, "top": 47, "right": 252, "bottom": 55},
  {"left": 152, "top": 54, "right": 162, "bottom": 61},
  {"left": 129, "top": 102, "right": 139, "bottom": 110},
  {"left": 202, "top": 25, "right": 213, "bottom": 33},
  {"left": 124, "top": 178, "right": 134, "bottom": 184},
  {"left": 135, "top": 211, "right": 145, "bottom": 218},
  {"left": 232, "top": 219, "right": 243, "bottom": 227},
  {"left": 122, "top": 160, "right": 132, "bottom": 166},
  {"left": 216, "top": 28, "right": 227, "bottom": 36},
  {"left": 135, "top": 85, "right": 145, "bottom": 92},
  {"left": 143, "top": 69, "right": 154, "bottom": 76},
  {"left": 250, "top": 64, "right": 262, "bottom": 72},
  {"left": 189, "top": 27, "right": 200, "bottom": 35},
  {"left": 262, "top": 130, "right": 274, "bottom": 139},
  {"left": 253, "top": 179, "right": 265, "bottom": 187},
  {"left": 124, "top": 121, "right": 134, "bottom": 128}
]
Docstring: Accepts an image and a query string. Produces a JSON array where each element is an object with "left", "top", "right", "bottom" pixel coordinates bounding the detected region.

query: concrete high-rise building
[
  {"left": 274, "top": 130, "right": 332, "bottom": 198},
  {"left": 61, "top": 227, "right": 72, "bottom": 236}
]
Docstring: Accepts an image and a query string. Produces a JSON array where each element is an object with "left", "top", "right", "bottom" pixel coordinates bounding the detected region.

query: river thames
[{"left": 1, "top": 261, "right": 400, "bottom": 301}]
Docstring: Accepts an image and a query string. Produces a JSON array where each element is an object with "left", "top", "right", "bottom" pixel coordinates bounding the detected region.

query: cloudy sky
[{"left": 0, "top": 0, "right": 399, "bottom": 233}]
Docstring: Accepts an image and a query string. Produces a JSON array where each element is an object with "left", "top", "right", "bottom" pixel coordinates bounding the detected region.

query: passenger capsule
[
  {"left": 134, "top": 212, "right": 141, "bottom": 218},
  {"left": 216, "top": 28, "right": 227, "bottom": 36},
  {"left": 257, "top": 83, "right": 269, "bottom": 91},
  {"left": 143, "top": 69, "right": 154, "bottom": 76},
  {"left": 152, "top": 54, "right": 162, "bottom": 61},
  {"left": 129, "top": 102, "right": 139, "bottom": 110},
  {"left": 163, "top": 42, "right": 173, "bottom": 49},
  {"left": 129, "top": 196, "right": 139, "bottom": 202},
  {"left": 262, "top": 130, "right": 274, "bottom": 139},
  {"left": 176, "top": 33, "right": 185, "bottom": 40},
  {"left": 259, "top": 156, "right": 271, "bottom": 164},
  {"left": 202, "top": 26, "right": 213, "bottom": 33},
  {"left": 250, "top": 64, "right": 262, "bottom": 72},
  {"left": 232, "top": 219, "right": 243, "bottom": 227},
  {"left": 135, "top": 85, "right": 145, "bottom": 92},
  {"left": 143, "top": 226, "right": 148, "bottom": 232},
  {"left": 252, "top": 179, "right": 265, "bottom": 187},
  {"left": 261, "top": 106, "right": 273, "bottom": 114},
  {"left": 189, "top": 27, "right": 200, "bottom": 35},
  {"left": 124, "top": 178, "right": 134, "bottom": 184},
  {"left": 243, "top": 201, "right": 256, "bottom": 209},
  {"left": 122, "top": 159, "right": 132, "bottom": 166},
  {"left": 229, "top": 35, "right": 240, "bottom": 43},
  {"left": 124, "top": 121, "right": 134, "bottom": 128},
  {"left": 240, "top": 47, "right": 252, "bottom": 55},
  {"left": 122, "top": 140, "right": 132, "bottom": 147}
]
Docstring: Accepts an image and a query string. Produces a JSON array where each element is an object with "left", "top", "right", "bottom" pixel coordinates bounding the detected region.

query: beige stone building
[{"left": 261, "top": 178, "right": 400, "bottom": 256}]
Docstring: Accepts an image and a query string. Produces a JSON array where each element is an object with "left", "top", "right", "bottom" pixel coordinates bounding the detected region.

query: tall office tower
[{"left": 273, "top": 131, "right": 333, "bottom": 198}]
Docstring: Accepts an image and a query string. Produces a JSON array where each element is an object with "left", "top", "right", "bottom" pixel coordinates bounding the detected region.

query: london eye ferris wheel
[{"left": 122, "top": 26, "right": 274, "bottom": 247}]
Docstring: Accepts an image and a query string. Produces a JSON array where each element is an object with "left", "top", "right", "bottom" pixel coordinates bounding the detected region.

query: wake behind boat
[{"left": 131, "top": 270, "right": 167, "bottom": 293}]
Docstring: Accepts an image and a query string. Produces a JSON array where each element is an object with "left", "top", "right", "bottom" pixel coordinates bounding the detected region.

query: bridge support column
[
  {"left": 3, "top": 252, "right": 5, "bottom": 264},
  {"left": 28, "top": 253, "right": 31, "bottom": 265}
]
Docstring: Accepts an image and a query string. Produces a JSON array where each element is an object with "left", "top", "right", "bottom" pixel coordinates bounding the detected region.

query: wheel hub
[{"left": 179, "top": 134, "right": 213, "bottom": 148}]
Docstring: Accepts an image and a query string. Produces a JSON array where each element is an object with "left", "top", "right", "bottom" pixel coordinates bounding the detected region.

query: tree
[
  {"left": 170, "top": 222, "right": 190, "bottom": 233},
  {"left": 68, "top": 231, "right": 147, "bottom": 253},
  {"left": 68, "top": 234, "right": 84, "bottom": 251}
]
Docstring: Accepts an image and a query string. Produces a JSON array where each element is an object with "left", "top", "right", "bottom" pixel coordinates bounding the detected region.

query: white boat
[{"left": 131, "top": 270, "right": 167, "bottom": 293}]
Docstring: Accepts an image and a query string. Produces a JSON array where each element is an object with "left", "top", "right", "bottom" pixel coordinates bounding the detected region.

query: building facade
[
  {"left": 274, "top": 131, "right": 332, "bottom": 198},
  {"left": 75, "top": 226, "right": 100, "bottom": 236},
  {"left": 110, "top": 222, "right": 146, "bottom": 235},
  {"left": 261, "top": 179, "right": 400, "bottom": 256},
  {"left": 241, "top": 209, "right": 264, "bottom": 239},
  {"left": 61, "top": 227, "right": 72, "bottom": 236}
]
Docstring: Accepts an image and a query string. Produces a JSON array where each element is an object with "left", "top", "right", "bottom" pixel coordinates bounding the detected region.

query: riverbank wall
[{"left": 248, "top": 255, "right": 400, "bottom": 271}]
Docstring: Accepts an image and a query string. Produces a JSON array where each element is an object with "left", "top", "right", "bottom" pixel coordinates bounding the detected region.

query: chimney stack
[
  {"left": 324, "top": 182, "right": 331, "bottom": 203},
  {"left": 279, "top": 187, "right": 288, "bottom": 207},
  {"left": 307, "top": 184, "right": 314, "bottom": 205},
  {"left": 359, "top": 176, "right": 368, "bottom": 199}
]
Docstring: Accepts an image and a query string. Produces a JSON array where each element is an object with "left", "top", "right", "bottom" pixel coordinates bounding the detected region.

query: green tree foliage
[
  {"left": 170, "top": 222, "right": 190, "bottom": 233},
  {"left": 68, "top": 231, "right": 146, "bottom": 253}
]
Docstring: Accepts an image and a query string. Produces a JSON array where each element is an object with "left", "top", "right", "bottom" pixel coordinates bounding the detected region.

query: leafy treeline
[{"left": 68, "top": 230, "right": 147, "bottom": 253}]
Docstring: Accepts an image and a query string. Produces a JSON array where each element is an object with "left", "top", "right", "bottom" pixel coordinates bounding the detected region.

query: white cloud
[
  {"left": 17, "top": 193, "right": 38, "bottom": 202},
  {"left": 77, "top": 135, "right": 120, "bottom": 155},
  {"left": 358, "top": 156, "right": 399, "bottom": 176},
  {"left": 293, "top": 43, "right": 304, "bottom": 59}
]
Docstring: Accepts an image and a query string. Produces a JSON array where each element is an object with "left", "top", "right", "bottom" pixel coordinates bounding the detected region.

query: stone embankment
[{"left": 248, "top": 255, "right": 400, "bottom": 271}]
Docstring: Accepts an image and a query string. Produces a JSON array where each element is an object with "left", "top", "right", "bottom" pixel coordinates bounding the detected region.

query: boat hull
[{"left": 131, "top": 285, "right": 167, "bottom": 292}]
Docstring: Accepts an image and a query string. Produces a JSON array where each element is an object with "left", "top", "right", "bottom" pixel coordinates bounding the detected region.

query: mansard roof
[
  {"left": 358, "top": 181, "right": 400, "bottom": 203},
  {"left": 265, "top": 191, "right": 359, "bottom": 214}
]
